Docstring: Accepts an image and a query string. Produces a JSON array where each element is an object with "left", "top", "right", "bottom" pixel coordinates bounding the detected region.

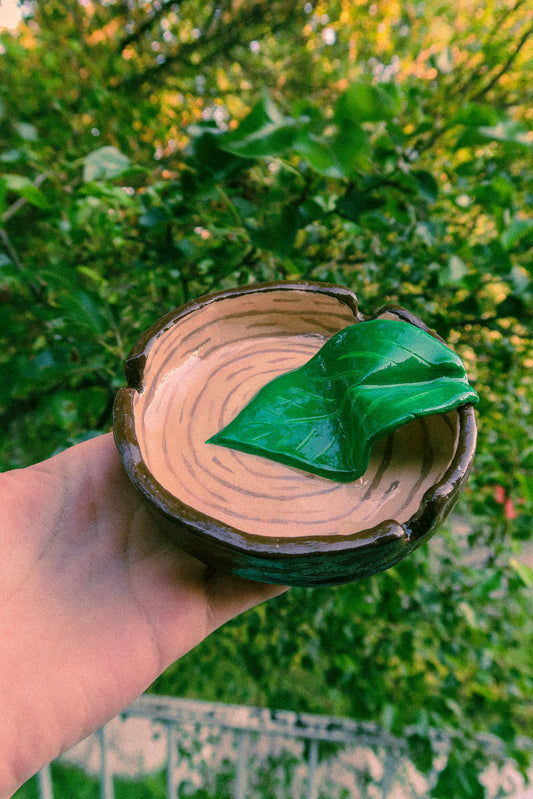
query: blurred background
[{"left": 1, "top": 1, "right": 532, "bottom": 796}]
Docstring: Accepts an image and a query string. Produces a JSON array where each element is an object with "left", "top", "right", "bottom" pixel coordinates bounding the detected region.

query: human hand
[{"left": 0, "top": 434, "right": 286, "bottom": 796}]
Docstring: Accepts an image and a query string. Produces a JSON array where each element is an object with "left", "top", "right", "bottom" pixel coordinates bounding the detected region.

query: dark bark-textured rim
[{"left": 113, "top": 281, "right": 477, "bottom": 585}]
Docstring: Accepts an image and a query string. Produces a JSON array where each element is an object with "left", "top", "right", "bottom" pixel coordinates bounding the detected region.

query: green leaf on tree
[
  {"left": 208, "top": 320, "right": 479, "bottom": 481},
  {"left": 334, "top": 82, "right": 401, "bottom": 124},
  {"left": 501, "top": 216, "right": 533, "bottom": 250},
  {"left": 82, "top": 146, "right": 131, "bottom": 183},
  {"left": 5, "top": 174, "right": 49, "bottom": 209},
  {"left": 219, "top": 95, "right": 298, "bottom": 159},
  {"left": 408, "top": 733, "right": 434, "bottom": 774},
  {"left": 431, "top": 751, "right": 486, "bottom": 799}
]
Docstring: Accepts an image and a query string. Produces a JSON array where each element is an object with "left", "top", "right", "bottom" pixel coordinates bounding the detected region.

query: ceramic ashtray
[{"left": 113, "top": 281, "right": 478, "bottom": 586}]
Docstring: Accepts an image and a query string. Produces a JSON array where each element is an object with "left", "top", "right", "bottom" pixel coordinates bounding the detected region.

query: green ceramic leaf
[{"left": 207, "top": 320, "right": 479, "bottom": 482}]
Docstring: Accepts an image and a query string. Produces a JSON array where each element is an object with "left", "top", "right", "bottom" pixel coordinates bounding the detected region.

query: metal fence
[{"left": 36, "top": 694, "right": 530, "bottom": 799}]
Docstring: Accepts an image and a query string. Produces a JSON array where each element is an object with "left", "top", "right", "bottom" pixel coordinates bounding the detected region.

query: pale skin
[{"left": 0, "top": 433, "right": 286, "bottom": 797}]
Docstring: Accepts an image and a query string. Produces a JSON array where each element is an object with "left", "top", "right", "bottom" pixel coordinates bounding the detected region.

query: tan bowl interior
[{"left": 132, "top": 288, "right": 460, "bottom": 539}]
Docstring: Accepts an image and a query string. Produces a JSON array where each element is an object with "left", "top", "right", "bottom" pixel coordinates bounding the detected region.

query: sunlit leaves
[
  {"left": 13, "top": 121, "right": 38, "bottom": 141},
  {"left": 82, "top": 146, "right": 131, "bottom": 182},
  {"left": 438, "top": 255, "right": 469, "bottom": 287},
  {"left": 3, "top": 174, "right": 49, "bottom": 209},
  {"left": 509, "top": 558, "right": 533, "bottom": 588},
  {"left": 479, "top": 119, "right": 532, "bottom": 148},
  {"left": 501, "top": 217, "right": 533, "bottom": 251},
  {"left": 334, "top": 82, "right": 402, "bottom": 124},
  {"left": 451, "top": 102, "right": 499, "bottom": 129},
  {"left": 218, "top": 84, "right": 403, "bottom": 179},
  {"left": 452, "top": 105, "right": 533, "bottom": 151},
  {"left": 220, "top": 94, "right": 299, "bottom": 158}
]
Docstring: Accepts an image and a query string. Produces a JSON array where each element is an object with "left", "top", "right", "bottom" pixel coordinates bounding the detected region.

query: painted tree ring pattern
[{"left": 127, "top": 286, "right": 462, "bottom": 539}]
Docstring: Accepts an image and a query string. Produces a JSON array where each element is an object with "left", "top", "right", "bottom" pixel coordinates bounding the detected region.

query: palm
[{"left": 0, "top": 434, "right": 284, "bottom": 795}]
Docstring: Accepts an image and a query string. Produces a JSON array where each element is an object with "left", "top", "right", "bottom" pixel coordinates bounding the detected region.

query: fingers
[{"left": 52, "top": 434, "right": 288, "bottom": 639}]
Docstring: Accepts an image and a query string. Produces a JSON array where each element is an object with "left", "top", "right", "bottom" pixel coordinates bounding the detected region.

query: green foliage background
[{"left": 2, "top": 1, "right": 533, "bottom": 795}]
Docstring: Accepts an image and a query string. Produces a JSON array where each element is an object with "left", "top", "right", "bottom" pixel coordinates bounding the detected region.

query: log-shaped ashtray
[{"left": 113, "top": 282, "right": 477, "bottom": 586}]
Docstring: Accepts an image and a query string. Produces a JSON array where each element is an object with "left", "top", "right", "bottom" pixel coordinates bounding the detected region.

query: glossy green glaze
[{"left": 208, "top": 319, "right": 479, "bottom": 482}]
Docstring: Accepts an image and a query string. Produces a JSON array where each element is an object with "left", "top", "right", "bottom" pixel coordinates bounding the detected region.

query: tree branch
[
  {"left": 114, "top": 0, "right": 299, "bottom": 92},
  {"left": 0, "top": 227, "right": 45, "bottom": 301},
  {"left": 446, "top": 1, "right": 532, "bottom": 103},
  {"left": 0, "top": 228, "right": 24, "bottom": 273},
  {"left": 471, "top": 21, "right": 533, "bottom": 103},
  {"left": 117, "top": 0, "right": 176, "bottom": 51}
]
